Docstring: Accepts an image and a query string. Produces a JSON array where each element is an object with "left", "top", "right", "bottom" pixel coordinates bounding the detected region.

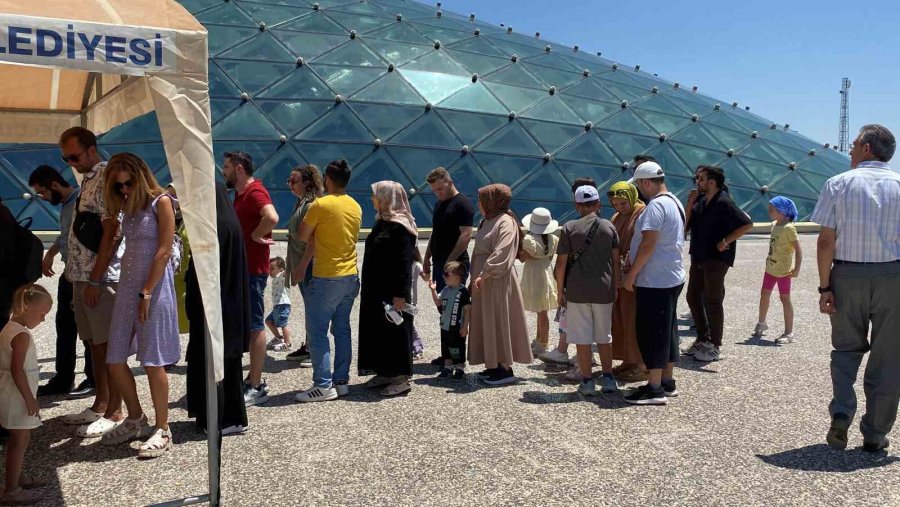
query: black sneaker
[
  {"left": 477, "top": 367, "right": 497, "bottom": 378},
  {"left": 662, "top": 379, "right": 678, "bottom": 397},
  {"left": 483, "top": 367, "right": 516, "bottom": 386},
  {"left": 37, "top": 379, "right": 73, "bottom": 397},
  {"left": 451, "top": 368, "right": 465, "bottom": 382},
  {"left": 437, "top": 367, "right": 452, "bottom": 379},
  {"left": 286, "top": 345, "right": 310, "bottom": 362},
  {"left": 624, "top": 384, "right": 667, "bottom": 405},
  {"left": 430, "top": 357, "right": 444, "bottom": 366}
]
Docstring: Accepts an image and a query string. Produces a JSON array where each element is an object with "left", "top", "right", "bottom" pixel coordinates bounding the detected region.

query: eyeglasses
[
  {"left": 114, "top": 180, "right": 134, "bottom": 192},
  {"left": 61, "top": 151, "right": 84, "bottom": 163},
  {"left": 607, "top": 190, "right": 630, "bottom": 199}
]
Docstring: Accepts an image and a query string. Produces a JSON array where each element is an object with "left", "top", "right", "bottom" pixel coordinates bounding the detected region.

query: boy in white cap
[{"left": 554, "top": 185, "right": 620, "bottom": 395}]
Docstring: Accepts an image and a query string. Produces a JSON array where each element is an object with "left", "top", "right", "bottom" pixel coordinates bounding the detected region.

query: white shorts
[{"left": 566, "top": 302, "right": 613, "bottom": 345}]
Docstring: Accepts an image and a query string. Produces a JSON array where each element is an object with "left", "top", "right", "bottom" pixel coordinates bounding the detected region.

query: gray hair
[{"left": 858, "top": 124, "right": 895, "bottom": 162}]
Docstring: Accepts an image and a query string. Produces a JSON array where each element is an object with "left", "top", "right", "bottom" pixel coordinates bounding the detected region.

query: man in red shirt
[{"left": 224, "top": 151, "right": 279, "bottom": 407}]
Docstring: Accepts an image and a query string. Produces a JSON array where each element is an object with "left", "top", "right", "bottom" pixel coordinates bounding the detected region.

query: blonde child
[
  {"left": 428, "top": 261, "right": 471, "bottom": 381},
  {"left": 1, "top": 284, "right": 53, "bottom": 505},
  {"left": 520, "top": 208, "right": 560, "bottom": 356},
  {"left": 265, "top": 257, "right": 292, "bottom": 351},
  {"left": 754, "top": 196, "right": 802, "bottom": 344}
]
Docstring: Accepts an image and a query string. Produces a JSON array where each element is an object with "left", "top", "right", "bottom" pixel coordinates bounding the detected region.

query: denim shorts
[
  {"left": 249, "top": 274, "right": 268, "bottom": 332},
  {"left": 266, "top": 304, "right": 291, "bottom": 328}
]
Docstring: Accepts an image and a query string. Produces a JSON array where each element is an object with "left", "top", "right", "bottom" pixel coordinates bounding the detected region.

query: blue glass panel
[
  {"left": 255, "top": 144, "right": 307, "bottom": 190},
  {"left": 210, "top": 99, "right": 244, "bottom": 123},
  {"left": 217, "top": 32, "right": 295, "bottom": 62},
  {"left": 513, "top": 165, "right": 576, "bottom": 203},
  {"left": 439, "top": 156, "right": 492, "bottom": 196},
  {"left": 735, "top": 156, "right": 789, "bottom": 186},
  {"left": 387, "top": 147, "right": 467, "bottom": 188},
  {"left": 644, "top": 142, "right": 693, "bottom": 178},
  {"left": 208, "top": 60, "right": 243, "bottom": 98},
  {"left": 437, "top": 110, "right": 506, "bottom": 146},
  {"left": 370, "top": 0, "right": 434, "bottom": 17},
  {"left": 716, "top": 158, "right": 762, "bottom": 189},
  {"left": 364, "top": 39, "right": 433, "bottom": 65},
  {"left": 598, "top": 79, "right": 651, "bottom": 101},
  {"left": 483, "top": 63, "right": 544, "bottom": 89},
  {"left": 559, "top": 95, "right": 618, "bottom": 124},
  {"left": 407, "top": 15, "right": 472, "bottom": 31},
  {"left": 365, "top": 21, "right": 433, "bottom": 44},
  {"left": 348, "top": 191, "right": 378, "bottom": 225},
  {"left": 482, "top": 36, "right": 545, "bottom": 58},
  {"left": 196, "top": 3, "right": 256, "bottom": 26},
  {"left": 211, "top": 141, "right": 282, "bottom": 171},
  {"left": 701, "top": 123, "right": 751, "bottom": 151},
  {"left": 519, "top": 119, "right": 584, "bottom": 153},
  {"left": 206, "top": 25, "right": 260, "bottom": 55},
  {"left": 271, "top": 30, "right": 347, "bottom": 59},
  {"left": 472, "top": 153, "right": 544, "bottom": 187},
  {"left": 235, "top": 2, "right": 311, "bottom": 25},
  {"left": 312, "top": 40, "right": 386, "bottom": 67},
  {"left": 327, "top": 12, "right": 395, "bottom": 33},
  {"left": 521, "top": 53, "right": 583, "bottom": 73},
  {"left": 271, "top": 189, "right": 302, "bottom": 227},
  {"left": 325, "top": 1, "right": 392, "bottom": 17},
  {"left": 351, "top": 71, "right": 425, "bottom": 105},
  {"left": 98, "top": 112, "right": 161, "bottom": 143},
  {"left": 213, "top": 103, "right": 281, "bottom": 139},
  {"left": 510, "top": 199, "right": 579, "bottom": 223},
  {"left": 553, "top": 160, "right": 623, "bottom": 191},
  {"left": 258, "top": 99, "right": 335, "bottom": 135},
  {"left": 762, "top": 140, "right": 810, "bottom": 164},
  {"left": 295, "top": 104, "right": 373, "bottom": 142},
  {"left": 725, "top": 186, "right": 763, "bottom": 208},
  {"left": 293, "top": 141, "right": 374, "bottom": 169},
  {"left": 700, "top": 110, "right": 750, "bottom": 133},
  {"left": 181, "top": 0, "right": 220, "bottom": 14},
  {"left": 738, "top": 139, "right": 789, "bottom": 165},
  {"left": 217, "top": 60, "right": 296, "bottom": 94},
  {"left": 446, "top": 36, "right": 508, "bottom": 58},
  {"left": 521, "top": 95, "right": 583, "bottom": 125},
  {"left": 765, "top": 129, "right": 820, "bottom": 153},
  {"left": 346, "top": 149, "right": 413, "bottom": 192},
  {"left": 597, "top": 109, "right": 656, "bottom": 137},
  {"left": 741, "top": 195, "right": 772, "bottom": 222},
  {"left": 632, "top": 95, "right": 692, "bottom": 117},
  {"left": 797, "top": 168, "right": 829, "bottom": 190},
  {"left": 0, "top": 148, "right": 73, "bottom": 185},
  {"left": 437, "top": 83, "right": 508, "bottom": 115},
  {"left": 444, "top": 49, "right": 509, "bottom": 76},
  {"left": 388, "top": 111, "right": 461, "bottom": 148},
  {"left": 311, "top": 64, "right": 385, "bottom": 95},
  {"left": 154, "top": 165, "right": 171, "bottom": 185},
  {"left": 670, "top": 123, "right": 725, "bottom": 150},
  {"left": 790, "top": 195, "right": 818, "bottom": 221},
  {"left": 407, "top": 194, "right": 434, "bottom": 226},
  {"left": 556, "top": 131, "right": 619, "bottom": 165},
  {"left": 768, "top": 170, "right": 820, "bottom": 199},
  {"left": 632, "top": 108, "right": 690, "bottom": 135},
  {"left": 350, "top": 103, "right": 422, "bottom": 138},
  {"left": 597, "top": 130, "right": 660, "bottom": 163},
  {"left": 474, "top": 121, "right": 544, "bottom": 156},
  {"left": 664, "top": 175, "right": 694, "bottom": 196},
  {"left": 560, "top": 79, "right": 619, "bottom": 102},
  {"left": 404, "top": 21, "right": 471, "bottom": 44},
  {"left": 257, "top": 66, "right": 333, "bottom": 99},
  {"left": 400, "top": 49, "right": 469, "bottom": 76},
  {"left": 520, "top": 63, "right": 582, "bottom": 88},
  {"left": 481, "top": 82, "right": 544, "bottom": 113},
  {"left": 101, "top": 143, "right": 167, "bottom": 171},
  {"left": 724, "top": 110, "right": 772, "bottom": 134},
  {"left": 277, "top": 12, "right": 348, "bottom": 34},
  {"left": 669, "top": 142, "right": 726, "bottom": 170},
  {"left": 396, "top": 69, "right": 470, "bottom": 103},
  {"left": 14, "top": 202, "right": 59, "bottom": 230}
]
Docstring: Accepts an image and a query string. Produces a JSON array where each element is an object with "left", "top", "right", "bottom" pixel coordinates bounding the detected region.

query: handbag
[{"left": 72, "top": 193, "right": 103, "bottom": 253}]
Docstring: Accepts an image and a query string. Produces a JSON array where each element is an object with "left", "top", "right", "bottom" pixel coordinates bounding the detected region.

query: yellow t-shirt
[
  {"left": 303, "top": 194, "right": 362, "bottom": 278},
  {"left": 765, "top": 223, "right": 799, "bottom": 277}
]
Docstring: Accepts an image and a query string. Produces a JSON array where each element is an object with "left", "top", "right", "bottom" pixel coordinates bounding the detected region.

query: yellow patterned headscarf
[{"left": 607, "top": 181, "right": 639, "bottom": 207}]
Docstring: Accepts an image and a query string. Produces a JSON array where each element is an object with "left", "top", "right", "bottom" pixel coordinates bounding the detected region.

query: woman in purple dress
[{"left": 99, "top": 153, "right": 180, "bottom": 459}]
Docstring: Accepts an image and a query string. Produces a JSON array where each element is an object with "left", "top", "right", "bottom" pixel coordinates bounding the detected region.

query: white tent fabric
[{"left": 0, "top": 0, "right": 223, "bottom": 382}]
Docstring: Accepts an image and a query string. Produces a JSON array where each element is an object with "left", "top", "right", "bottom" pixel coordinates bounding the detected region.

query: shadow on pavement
[
  {"left": 735, "top": 335, "right": 780, "bottom": 347},
  {"left": 757, "top": 443, "right": 899, "bottom": 472},
  {"left": 519, "top": 390, "right": 629, "bottom": 409}
]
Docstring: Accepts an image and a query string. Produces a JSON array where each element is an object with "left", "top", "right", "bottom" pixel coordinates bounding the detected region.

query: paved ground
[{"left": 3, "top": 234, "right": 898, "bottom": 506}]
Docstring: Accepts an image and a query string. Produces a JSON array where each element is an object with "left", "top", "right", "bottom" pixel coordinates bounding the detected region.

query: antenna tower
[{"left": 839, "top": 77, "right": 851, "bottom": 153}]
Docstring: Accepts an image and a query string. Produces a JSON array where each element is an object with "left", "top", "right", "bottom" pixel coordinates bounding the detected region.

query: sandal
[
  {"left": 77, "top": 417, "right": 122, "bottom": 438},
  {"left": 101, "top": 414, "right": 150, "bottom": 446},
  {"left": 0, "top": 487, "right": 43, "bottom": 505},
  {"left": 138, "top": 427, "right": 173, "bottom": 459},
  {"left": 60, "top": 408, "right": 102, "bottom": 425},
  {"left": 379, "top": 378, "right": 411, "bottom": 397},
  {"left": 363, "top": 375, "right": 394, "bottom": 388},
  {"left": 18, "top": 476, "right": 48, "bottom": 490}
]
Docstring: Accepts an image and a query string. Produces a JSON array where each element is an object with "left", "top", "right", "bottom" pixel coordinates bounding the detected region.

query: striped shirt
[{"left": 810, "top": 161, "right": 900, "bottom": 262}]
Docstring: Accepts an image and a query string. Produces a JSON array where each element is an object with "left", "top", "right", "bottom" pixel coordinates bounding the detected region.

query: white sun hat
[{"left": 522, "top": 207, "right": 560, "bottom": 235}]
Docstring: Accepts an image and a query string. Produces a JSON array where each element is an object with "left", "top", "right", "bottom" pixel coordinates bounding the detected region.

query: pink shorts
[{"left": 762, "top": 272, "right": 792, "bottom": 294}]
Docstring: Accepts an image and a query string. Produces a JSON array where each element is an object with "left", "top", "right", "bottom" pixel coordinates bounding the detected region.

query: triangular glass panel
[
  {"left": 483, "top": 63, "right": 544, "bottom": 89},
  {"left": 97, "top": 112, "right": 161, "bottom": 143},
  {"left": 483, "top": 82, "right": 545, "bottom": 113},
  {"left": 631, "top": 108, "right": 690, "bottom": 135},
  {"left": 722, "top": 185, "right": 763, "bottom": 209},
  {"left": 670, "top": 123, "right": 725, "bottom": 150},
  {"left": 0, "top": 149, "right": 78, "bottom": 186},
  {"left": 738, "top": 139, "right": 789, "bottom": 165},
  {"left": 474, "top": 120, "right": 544, "bottom": 156},
  {"left": 407, "top": 15, "right": 471, "bottom": 31},
  {"left": 276, "top": 12, "right": 348, "bottom": 34},
  {"left": 725, "top": 110, "right": 772, "bottom": 134},
  {"left": 325, "top": 1, "right": 391, "bottom": 17},
  {"left": 701, "top": 111, "right": 751, "bottom": 133},
  {"left": 447, "top": 36, "right": 508, "bottom": 58},
  {"left": 385, "top": 147, "right": 466, "bottom": 188},
  {"left": 312, "top": 40, "right": 386, "bottom": 67},
  {"left": 181, "top": 0, "right": 220, "bottom": 14},
  {"left": 405, "top": 22, "right": 472, "bottom": 44},
  {"left": 718, "top": 157, "right": 762, "bottom": 189},
  {"left": 257, "top": 99, "right": 335, "bottom": 136},
  {"left": 13, "top": 202, "right": 59, "bottom": 230},
  {"left": 326, "top": 12, "right": 395, "bottom": 33},
  {"left": 364, "top": 39, "right": 433, "bottom": 66},
  {"left": 364, "top": 21, "right": 432, "bottom": 44},
  {"left": 235, "top": 2, "right": 311, "bottom": 26},
  {"left": 703, "top": 123, "right": 751, "bottom": 152},
  {"left": 521, "top": 53, "right": 582, "bottom": 73},
  {"left": 559, "top": 95, "right": 619, "bottom": 124},
  {"left": 596, "top": 131, "right": 657, "bottom": 163},
  {"left": 400, "top": 49, "right": 469, "bottom": 76},
  {"left": 397, "top": 69, "right": 470, "bottom": 103},
  {"left": 206, "top": 25, "right": 260, "bottom": 55},
  {"left": 553, "top": 160, "right": 623, "bottom": 191},
  {"left": 437, "top": 82, "right": 508, "bottom": 115},
  {"left": 255, "top": 144, "right": 307, "bottom": 190},
  {"left": 521, "top": 95, "right": 584, "bottom": 125},
  {"left": 217, "top": 32, "right": 295, "bottom": 62},
  {"left": 560, "top": 79, "right": 619, "bottom": 102},
  {"left": 597, "top": 109, "right": 657, "bottom": 137},
  {"left": 217, "top": 59, "right": 296, "bottom": 94},
  {"left": 443, "top": 49, "right": 510, "bottom": 76},
  {"left": 796, "top": 168, "right": 829, "bottom": 190},
  {"left": 407, "top": 194, "right": 434, "bottom": 226},
  {"left": 257, "top": 66, "right": 333, "bottom": 99},
  {"left": 210, "top": 99, "right": 244, "bottom": 122},
  {"left": 431, "top": 155, "right": 492, "bottom": 196},
  {"left": 102, "top": 143, "right": 167, "bottom": 171},
  {"left": 211, "top": 141, "right": 282, "bottom": 171},
  {"left": 293, "top": 141, "right": 374, "bottom": 169},
  {"left": 213, "top": 103, "right": 281, "bottom": 140},
  {"left": 520, "top": 63, "right": 582, "bottom": 88},
  {"left": 768, "top": 170, "right": 820, "bottom": 199},
  {"left": 350, "top": 103, "right": 422, "bottom": 138},
  {"left": 735, "top": 156, "right": 789, "bottom": 186},
  {"left": 762, "top": 140, "right": 810, "bottom": 165},
  {"left": 513, "top": 166, "right": 576, "bottom": 203},
  {"left": 482, "top": 36, "right": 545, "bottom": 58},
  {"left": 370, "top": 0, "right": 434, "bottom": 16},
  {"left": 311, "top": 64, "right": 385, "bottom": 95},
  {"left": 764, "top": 129, "right": 819, "bottom": 153},
  {"left": 347, "top": 191, "right": 377, "bottom": 225},
  {"left": 315, "top": 0, "right": 373, "bottom": 8},
  {"left": 598, "top": 79, "right": 650, "bottom": 101},
  {"left": 271, "top": 30, "right": 347, "bottom": 59},
  {"left": 644, "top": 142, "right": 694, "bottom": 178},
  {"left": 664, "top": 175, "right": 694, "bottom": 196},
  {"left": 556, "top": 131, "right": 619, "bottom": 165},
  {"left": 519, "top": 119, "right": 584, "bottom": 153},
  {"left": 737, "top": 195, "right": 770, "bottom": 222},
  {"left": 600, "top": 70, "right": 644, "bottom": 88},
  {"left": 632, "top": 95, "right": 692, "bottom": 117},
  {"left": 388, "top": 111, "right": 461, "bottom": 148},
  {"left": 295, "top": 103, "right": 374, "bottom": 142},
  {"left": 196, "top": 3, "right": 256, "bottom": 25},
  {"left": 472, "top": 153, "right": 544, "bottom": 188},
  {"left": 669, "top": 142, "right": 726, "bottom": 171},
  {"left": 437, "top": 110, "right": 506, "bottom": 146},
  {"left": 512, "top": 199, "right": 579, "bottom": 222},
  {"left": 346, "top": 149, "right": 413, "bottom": 192},
  {"left": 351, "top": 71, "right": 425, "bottom": 105}
]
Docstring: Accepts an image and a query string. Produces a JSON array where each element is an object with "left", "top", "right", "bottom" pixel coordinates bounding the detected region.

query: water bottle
[{"left": 384, "top": 302, "right": 404, "bottom": 326}]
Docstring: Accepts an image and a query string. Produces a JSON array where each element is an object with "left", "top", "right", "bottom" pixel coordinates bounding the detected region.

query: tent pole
[{"left": 204, "top": 319, "right": 221, "bottom": 506}]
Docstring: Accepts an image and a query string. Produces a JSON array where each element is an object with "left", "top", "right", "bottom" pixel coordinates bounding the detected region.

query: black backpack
[{"left": 11, "top": 217, "right": 44, "bottom": 285}]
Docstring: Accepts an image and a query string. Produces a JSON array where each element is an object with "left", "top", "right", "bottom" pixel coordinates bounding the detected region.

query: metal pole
[{"left": 204, "top": 319, "right": 221, "bottom": 507}]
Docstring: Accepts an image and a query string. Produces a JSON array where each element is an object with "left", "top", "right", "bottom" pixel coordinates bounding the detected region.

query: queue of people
[{"left": 1, "top": 124, "right": 898, "bottom": 504}]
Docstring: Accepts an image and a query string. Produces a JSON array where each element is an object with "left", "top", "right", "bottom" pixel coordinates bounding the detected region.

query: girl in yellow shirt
[{"left": 754, "top": 196, "right": 802, "bottom": 344}]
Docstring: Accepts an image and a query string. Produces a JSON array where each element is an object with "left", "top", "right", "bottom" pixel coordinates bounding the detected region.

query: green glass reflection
[
  {"left": 405, "top": 21, "right": 471, "bottom": 44},
  {"left": 519, "top": 119, "right": 584, "bottom": 153},
  {"left": 561, "top": 79, "right": 619, "bottom": 103},
  {"left": 217, "top": 32, "right": 295, "bottom": 62},
  {"left": 483, "top": 82, "right": 545, "bottom": 112},
  {"left": 521, "top": 63, "right": 582, "bottom": 88},
  {"left": 258, "top": 100, "right": 334, "bottom": 135},
  {"left": 208, "top": 60, "right": 243, "bottom": 97},
  {"left": 213, "top": 104, "right": 281, "bottom": 139},
  {"left": 444, "top": 49, "right": 510, "bottom": 76},
  {"left": 365, "top": 22, "right": 432, "bottom": 44},
  {"left": 294, "top": 141, "right": 373, "bottom": 169},
  {"left": 475, "top": 121, "right": 544, "bottom": 156},
  {"left": 645, "top": 143, "right": 693, "bottom": 178},
  {"left": 401, "top": 49, "right": 470, "bottom": 76},
  {"left": 521, "top": 95, "right": 583, "bottom": 125},
  {"left": 598, "top": 130, "right": 657, "bottom": 163},
  {"left": 364, "top": 39, "right": 433, "bottom": 66},
  {"left": 258, "top": 67, "right": 333, "bottom": 99},
  {"left": 389, "top": 111, "right": 462, "bottom": 148},
  {"left": 553, "top": 160, "right": 623, "bottom": 191},
  {"left": 313, "top": 40, "right": 386, "bottom": 67},
  {"left": 397, "top": 69, "right": 473, "bottom": 103},
  {"left": 736, "top": 156, "right": 789, "bottom": 186},
  {"left": 438, "top": 83, "right": 508, "bottom": 115},
  {"left": 631, "top": 109, "right": 690, "bottom": 135},
  {"left": 196, "top": 3, "right": 255, "bottom": 25},
  {"left": 513, "top": 166, "right": 576, "bottom": 202},
  {"left": 326, "top": 12, "right": 395, "bottom": 33},
  {"left": 597, "top": 109, "right": 657, "bottom": 137},
  {"left": 235, "top": 2, "right": 310, "bottom": 26},
  {"left": 437, "top": 110, "right": 507, "bottom": 146},
  {"left": 271, "top": 30, "right": 347, "bottom": 59},
  {"left": 768, "top": 171, "right": 820, "bottom": 199},
  {"left": 717, "top": 158, "right": 762, "bottom": 188},
  {"left": 559, "top": 95, "right": 618, "bottom": 124},
  {"left": 669, "top": 142, "right": 726, "bottom": 170},
  {"left": 522, "top": 53, "right": 583, "bottom": 73},
  {"left": 386, "top": 147, "right": 467, "bottom": 188},
  {"left": 351, "top": 71, "right": 425, "bottom": 105},
  {"left": 701, "top": 123, "right": 751, "bottom": 151},
  {"left": 350, "top": 103, "right": 422, "bottom": 138},
  {"left": 295, "top": 104, "right": 373, "bottom": 142},
  {"left": 447, "top": 36, "right": 509, "bottom": 58},
  {"left": 483, "top": 63, "right": 544, "bottom": 89},
  {"left": 346, "top": 149, "right": 412, "bottom": 191},
  {"left": 556, "top": 131, "right": 619, "bottom": 165},
  {"left": 311, "top": 64, "right": 385, "bottom": 95},
  {"left": 473, "top": 153, "right": 545, "bottom": 187},
  {"left": 216, "top": 59, "right": 296, "bottom": 93},
  {"left": 206, "top": 25, "right": 259, "bottom": 55},
  {"left": 277, "top": 12, "right": 348, "bottom": 34}
]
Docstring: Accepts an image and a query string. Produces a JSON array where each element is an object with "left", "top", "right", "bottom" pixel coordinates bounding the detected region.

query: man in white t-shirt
[{"left": 623, "top": 162, "right": 686, "bottom": 406}]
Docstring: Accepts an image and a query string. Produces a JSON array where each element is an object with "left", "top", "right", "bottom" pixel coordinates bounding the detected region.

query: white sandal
[
  {"left": 138, "top": 427, "right": 173, "bottom": 459},
  {"left": 101, "top": 414, "right": 150, "bottom": 445},
  {"left": 77, "top": 417, "right": 122, "bottom": 438},
  {"left": 379, "top": 378, "right": 411, "bottom": 397},
  {"left": 61, "top": 408, "right": 102, "bottom": 425}
]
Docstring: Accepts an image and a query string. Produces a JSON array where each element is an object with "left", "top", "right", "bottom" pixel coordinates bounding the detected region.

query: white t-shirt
[
  {"left": 629, "top": 192, "right": 686, "bottom": 289},
  {"left": 271, "top": 272, "right": 291, "bottom": 306}
]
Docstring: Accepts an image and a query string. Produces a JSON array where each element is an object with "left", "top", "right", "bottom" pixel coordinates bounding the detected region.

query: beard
[
  {"left": 224, "top": 178, "right": 235, "bottom": 189},
  {"left": 49, "top": 189, "right": 63, "bottom": 205}
]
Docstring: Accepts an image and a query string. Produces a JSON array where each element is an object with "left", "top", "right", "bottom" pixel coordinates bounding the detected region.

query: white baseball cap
[
  {"left": 627, "top": 161, "right": 665, "bottom": 184},
  {"left": 574, "top": 185, "right": 600, "bottom": 203}
]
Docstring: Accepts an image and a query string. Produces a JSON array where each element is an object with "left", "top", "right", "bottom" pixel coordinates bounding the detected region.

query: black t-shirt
[
  {"left": 687, "top": 190, "right": 752, "bottom": 266},
  {"left": 430, "top": 193, "right": 475, "bottom": 263}
]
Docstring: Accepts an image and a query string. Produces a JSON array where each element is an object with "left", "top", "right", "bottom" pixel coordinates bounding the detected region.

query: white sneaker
[
  {"left": 775, "top": 333, "right": 794, "bottom": 344},
  {"left": 266, "top": 337, "right": 285, "bottom": 350},
  {"left": 61, "top": 408, "right": 102, "bottom": 425},
  {"left": 679, "top": 311, "right": 694, "bottom": 321},
  {"left": 530, "top": 340, "right": 547, "bottom": 356},
  {"left": 221, "top": 424, "right": 248, "bottom": 436},
  {"left": 578, "top": 379, "right": 598, "bottom": 396},
  {"left": 101, "top": 414, "right": 152, "bottom": 445},
  {"left": 295, "top": 386, "right": 338, "bottom": 403},
  {"left": 752, "top": 322, "right": 769, "bottom": 337},
  {"left": 76, "top": 417, "right": 122, "bottom": 438},
  {"left": 244, "top": 382, "right": 270, "bottom": 406},
  {"left": 538, "top": 349, "right": 569, "bottom": 364},
  {"left": 693, "top": 342, "right": 721, "bottom": 362},
  {"left": 682, "top": 340, "right": 704, "bottom": 356}
]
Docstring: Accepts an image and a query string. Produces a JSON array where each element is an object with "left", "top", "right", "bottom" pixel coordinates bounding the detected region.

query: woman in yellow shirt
[{"left": 754, "top": 196, "right": 802, "bottom": 344}]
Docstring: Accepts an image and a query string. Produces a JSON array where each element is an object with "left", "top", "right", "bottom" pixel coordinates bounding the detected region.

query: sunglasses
[
  {"left": 61, "top": 152, "right": 84, "bottom": 163},
  {"left": 114, "top": 180, "right": 134, "bottom": 192},
  {"left": 607, "top": 190, "right": 630, "bottom": 199}
]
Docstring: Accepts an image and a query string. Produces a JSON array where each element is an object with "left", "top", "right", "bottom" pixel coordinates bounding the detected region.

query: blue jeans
[
  {"left": 248, "top": 274, "right": 268, "bottom": 332},
  {"left": 304, "top": 275, "right": 360, "bottom": 388}
]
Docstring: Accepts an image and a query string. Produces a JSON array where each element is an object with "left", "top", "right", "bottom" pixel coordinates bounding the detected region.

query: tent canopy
[{"left": 0, "top": 0, "right": 223, "bottom": 382}]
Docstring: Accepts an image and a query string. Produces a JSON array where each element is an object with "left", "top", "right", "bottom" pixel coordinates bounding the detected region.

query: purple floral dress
[{"left": 107, "top": 195, "right": 180, "bottom": 367}]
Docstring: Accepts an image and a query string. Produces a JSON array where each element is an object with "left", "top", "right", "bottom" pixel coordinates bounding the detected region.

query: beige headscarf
[{"left": 372, "top": 180, "right": 418, "bottom": 237}]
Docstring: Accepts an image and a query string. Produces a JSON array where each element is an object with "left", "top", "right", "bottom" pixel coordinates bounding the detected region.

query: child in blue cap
[{"left": 753, "top": 196, "right": 802, "bottom": 343}]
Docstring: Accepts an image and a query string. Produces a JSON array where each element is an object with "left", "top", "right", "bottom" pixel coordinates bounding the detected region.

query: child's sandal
[{"left": 138, "top": 427, "right": 173, "bottom": 459}]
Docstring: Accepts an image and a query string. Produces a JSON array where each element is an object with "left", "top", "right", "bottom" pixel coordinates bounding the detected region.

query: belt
[{"left": 833, "top": 259, "right": 900, "bottom": 265}]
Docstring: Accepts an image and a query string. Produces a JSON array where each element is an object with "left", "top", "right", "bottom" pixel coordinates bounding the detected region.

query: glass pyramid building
[{"left": 0, "top": 0, "right": 850, "bottom": 229}]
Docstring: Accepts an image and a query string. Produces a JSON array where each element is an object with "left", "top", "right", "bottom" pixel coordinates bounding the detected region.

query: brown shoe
[
  {"left": 826, "top": 414, "right": 850, "bottom": 450},
  {"left": 616, "top": 367, "right": 649, "bottom": 383}
]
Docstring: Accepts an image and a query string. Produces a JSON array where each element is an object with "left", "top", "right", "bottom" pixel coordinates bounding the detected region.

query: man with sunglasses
[{"left": 57, "top": 127, "right": 127, "bottom": 439}]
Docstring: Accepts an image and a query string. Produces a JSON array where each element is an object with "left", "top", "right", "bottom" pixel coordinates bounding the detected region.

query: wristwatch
[
  {"left": 817, "top": 286, "right": 832, "bottom": 294},
  {"left": 138, "top": 291, "right": 152, "bottom": 300}
]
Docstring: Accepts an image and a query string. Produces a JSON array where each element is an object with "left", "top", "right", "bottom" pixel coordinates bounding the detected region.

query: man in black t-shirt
[
  {"left": 683, "top": 166, "right": 752, "bottom": 362},
  {"left": 423, "top": 167, "right": 475, "bottom": 292}
]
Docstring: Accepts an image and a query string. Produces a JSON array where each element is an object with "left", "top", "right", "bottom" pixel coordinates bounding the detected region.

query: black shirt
[
  {"left": 687, "top": 190, "right": 752, "bottom": 266},
  {"left": 430, "top": 193, "right": 475, "bottom": 263}
]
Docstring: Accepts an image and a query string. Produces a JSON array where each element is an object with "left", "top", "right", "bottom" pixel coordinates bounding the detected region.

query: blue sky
[{"left": 437, "top": 0, "right": 899, "bottom": 149}]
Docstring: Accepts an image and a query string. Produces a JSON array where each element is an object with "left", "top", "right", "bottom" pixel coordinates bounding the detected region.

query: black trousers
[
  {"left": 52, "top": 277, "right": 94, "bottom": 386},
  {"left": 686, "top": 259, "right": 730, "bottom": 347},
  {"left": 440, "top": 328, "right": 466, "bottom": 365},
  {"left": 635, "top": 284, "right": 684, "bottom": 370}
]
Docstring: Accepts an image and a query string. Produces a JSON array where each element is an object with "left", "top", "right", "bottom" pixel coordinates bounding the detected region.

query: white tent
[{"left": 0, "top": 1, "right": 223, "bottom": 504}]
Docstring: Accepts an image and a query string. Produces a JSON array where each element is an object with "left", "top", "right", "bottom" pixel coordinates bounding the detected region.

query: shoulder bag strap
[
  {"left": 567, "top": 215, "right": 601, "bottom": 268},
  {"left": 657, "top": 193, "right": 686, "bottom": 227}
]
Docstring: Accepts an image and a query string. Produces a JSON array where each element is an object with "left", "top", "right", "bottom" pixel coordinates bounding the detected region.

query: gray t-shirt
[
  {"left": 629, "top": 192, "right": 686, "bottom": 289},
  {"left": 557, "top": 213, "right": 618, "bottom": 304}
]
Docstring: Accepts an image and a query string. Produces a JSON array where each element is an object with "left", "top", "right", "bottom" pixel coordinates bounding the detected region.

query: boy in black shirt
[{"left": 429, "top": 261, "right": 471, "bottom": 381}]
